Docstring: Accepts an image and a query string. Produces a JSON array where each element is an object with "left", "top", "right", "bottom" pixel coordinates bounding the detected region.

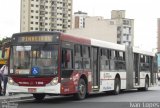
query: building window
[
  {"left": 110, "top": 21, "right": 114, "bottom": 25},
  {"left": 31, "top": 4, "right": 34, "bottom": 7}
]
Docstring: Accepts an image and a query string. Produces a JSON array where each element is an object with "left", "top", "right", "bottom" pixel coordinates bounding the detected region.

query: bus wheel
[
  {"left": 33, "top": 93, "right": 45, "bottom": 101},
  {"left": 113, "top": 77, "right": 120, "bottom": 95},
  {"left": 138, "top": 77, "right": 149, "bottom": 91},
  {"left": 74, "top": 78, "right": 87, "bottom": 100},
  {"left": 143, "top": 77, "right": 149, "bottom": 91}
]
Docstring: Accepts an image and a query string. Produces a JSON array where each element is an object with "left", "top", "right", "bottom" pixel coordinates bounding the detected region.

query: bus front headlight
[
  {"left": 8, "top": 77, "right": 18, "bottom": 86},
  {"left": 50, "top": 77, "right": 58, "bottom": 85}
]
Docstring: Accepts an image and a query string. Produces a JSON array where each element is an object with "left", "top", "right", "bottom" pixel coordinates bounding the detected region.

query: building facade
[
  {"left": 157, "top": 18, "right": 160, "bottom": 52},
  {"left": 111, "top": 10, "right": 134, "bottom": 46},
  {"left": 67, "top": 10, "right": 134, "bottom": 46},
  {"left": 73, "top": 11, "right": 87, "bottom": 29},
  {"left": 20, "top": 0, "right": 72, "bottom": 32},
  {"left": 67, "top": 16, "right": 117, "bottom": 43}
]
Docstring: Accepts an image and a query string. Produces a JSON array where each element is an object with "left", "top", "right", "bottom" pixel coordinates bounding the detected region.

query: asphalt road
[{"left": 1, "top": 86, "right": 160, "bottom": 108}]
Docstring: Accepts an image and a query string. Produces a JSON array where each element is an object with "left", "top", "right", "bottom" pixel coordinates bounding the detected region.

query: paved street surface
[{"left": 1, "top": 85, "right": 160, "bottom": 108}]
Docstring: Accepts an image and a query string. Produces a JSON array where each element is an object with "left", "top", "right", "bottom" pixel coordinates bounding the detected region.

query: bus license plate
[{"left": 28, "top": 88, "right": 36, "bottom": 93}]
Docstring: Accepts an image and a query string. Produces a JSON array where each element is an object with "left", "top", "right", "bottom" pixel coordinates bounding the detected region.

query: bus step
[{"left": 92, "top": 86, "right": 99, "bottom": 91}]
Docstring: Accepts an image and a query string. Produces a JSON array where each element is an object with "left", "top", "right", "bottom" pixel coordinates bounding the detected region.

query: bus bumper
[{"left": 7, "top": 83, "right": 61, "bottom": 94}]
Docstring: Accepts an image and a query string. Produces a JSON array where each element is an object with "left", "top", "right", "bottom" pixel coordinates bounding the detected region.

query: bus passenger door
[
  {"left": 150, "top": 57, "right": 154, "bottom": 84},
  {"left": 151, "top": 56, "right": 158, "bottom": 84},
  {"left": 134, "top": 53, "right": 140, "bottom": 85},
  {"left": 92, "top": 47, "right": 100, "bottom": 90}
]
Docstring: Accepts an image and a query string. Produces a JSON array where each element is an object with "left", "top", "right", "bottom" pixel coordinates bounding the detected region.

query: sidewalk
[
  {"left": 0, "top": 94, "right": 33, "bottom": 100},
  {"left": 0, "top": 85, "right": 33, "bottom": 100}
]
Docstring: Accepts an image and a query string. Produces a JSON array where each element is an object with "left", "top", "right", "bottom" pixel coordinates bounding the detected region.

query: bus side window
[
  {"left": 100, "top": 48, "right": 109, "bottom": 71},
  {"left": 82, "top": 46, "right": 90, "bottom": 69},
  {"left": 61, "top": 49, "right": 73, "bottom": 69},
  {"left": 110, "top": 50, "right": 115, "bottom": 70},
  {"left": 74, "top": 45, "right": 82, "bottom": 69}
]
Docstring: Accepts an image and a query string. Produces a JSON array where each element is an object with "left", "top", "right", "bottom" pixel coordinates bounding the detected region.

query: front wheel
[
  {"left": 33, "top": 93, "right": 45, "bottom": 101},
  {"left": 74, "top": 78, "right": 87, "bottom": 100}
]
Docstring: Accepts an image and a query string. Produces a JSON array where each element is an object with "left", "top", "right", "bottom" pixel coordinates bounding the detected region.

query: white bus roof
[
  {"left": 133, "top": 47, "right": 155, "bottom": 56},
  {"left": 91, "top": 38, "right": 125, "bottom": 51}
]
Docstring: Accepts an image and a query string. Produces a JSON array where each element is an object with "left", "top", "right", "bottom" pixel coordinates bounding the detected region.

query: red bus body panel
[{"left": 60, "top": 71, "right": 92, "bottom": 94}]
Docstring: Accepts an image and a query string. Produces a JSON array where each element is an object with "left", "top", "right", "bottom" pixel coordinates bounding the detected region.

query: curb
[
  {"left": 20, "top": 96, "right": 33, "bottom": 100},
  {"left": 0, "top": 95, "right": 33, "bottom": 101}
]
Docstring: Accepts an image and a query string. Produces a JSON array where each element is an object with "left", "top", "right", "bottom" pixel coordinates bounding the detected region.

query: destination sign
[{"left": 18, "top": 36, "right": 54, "bottom": 42}]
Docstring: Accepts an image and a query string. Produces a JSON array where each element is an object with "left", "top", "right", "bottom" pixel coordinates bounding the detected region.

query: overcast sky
[{"left": 0, "top": 0, "right": 160, "bottom": 51}]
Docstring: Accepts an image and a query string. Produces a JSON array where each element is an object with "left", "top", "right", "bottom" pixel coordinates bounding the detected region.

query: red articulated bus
[{"left": 8, "top": 32, "right": 158, "bottom": 100}]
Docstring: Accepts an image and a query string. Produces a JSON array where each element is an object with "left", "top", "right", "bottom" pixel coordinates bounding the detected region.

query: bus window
[
  {"left": 74, "top": 45, "right": 81, "bottom": 57},
  {"left": 110, "top": 50, "right": 115, "bottom": 70},
  {"left": 100, "top": 48, "right": 109, "bottom": 71},
  {"left": 110, "top": 50, "right": 126, "bottom": 70},
  {"left": 140, "top": 55, "right": 150, "bottom": 71},
  {"left": 61, "top": 49, "right": 73, "bottom": 69},
  {"left": 115, "top": 51, "right": 126, "bottom": 70},
  {"left": 74, "top": 45, "right": 82, "bottom": 69},
  {"left": 11, "top": 45, "right": 58, "bottom": 75},
  {"left": 82, "top": 46, "right": 90, "bottom": 69}
]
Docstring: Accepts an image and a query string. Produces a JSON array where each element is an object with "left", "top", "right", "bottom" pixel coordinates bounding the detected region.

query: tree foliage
[{"left": 0, "top": 37, "right": 11, "bottom": 48}]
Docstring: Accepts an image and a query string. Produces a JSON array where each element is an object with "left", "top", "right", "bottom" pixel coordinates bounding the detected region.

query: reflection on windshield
[{"left": 10, "top": 45, "right": 58, "bottom": 76}]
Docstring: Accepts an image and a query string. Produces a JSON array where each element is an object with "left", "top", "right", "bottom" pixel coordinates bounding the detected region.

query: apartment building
[
  {"left": 20, "top": 0, "right": 72, "bottom": 32},
  {"left": 73, "top": 11, "right": 87, "bottom": 29},
  {"left": 112, "top": 10, "right": 134, "bottom": 46},
  {"left": 67, "top": 10, "right": 134, "bottom": 46}
]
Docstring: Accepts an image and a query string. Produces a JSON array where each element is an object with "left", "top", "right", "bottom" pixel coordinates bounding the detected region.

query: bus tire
[
  {"left": 113, "top": 77, "right": 120, "bottom": 95},
  {"left": 143, "top": 77, "right": 149, "bottom": 91},
  {"left": 74, "top": 78, "right": 87, "bottom": 100},
  {"left": 138, "top": 77, "right": 149, "bottom": 91},
  {"left": 33, "top": 93, "right": 45, "bottom": 101}
]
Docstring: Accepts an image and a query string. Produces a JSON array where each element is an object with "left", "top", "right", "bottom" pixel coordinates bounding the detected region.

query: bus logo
[{"left": 31, "top": 67, "right": 40, "bottom": 75}]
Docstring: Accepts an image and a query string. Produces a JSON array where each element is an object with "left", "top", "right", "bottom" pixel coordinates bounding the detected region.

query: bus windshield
[{"left": 10, "top": 44, "right": 58, "bottom": 76}]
